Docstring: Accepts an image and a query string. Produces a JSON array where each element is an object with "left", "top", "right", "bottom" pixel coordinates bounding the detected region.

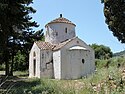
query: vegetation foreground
[{"left": 0, "top": 57, "right": 125, "bottom": 94}]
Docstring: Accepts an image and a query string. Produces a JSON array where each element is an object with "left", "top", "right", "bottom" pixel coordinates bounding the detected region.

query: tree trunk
[
  {"left": 10, "top": 37, "right": 16, "bottom": 76},
  {"left": 5, "top": 54, "right": 9, "bottom": 76},
  {"left": 5, "top": 62, "right": 9, "bottom": 76},
  {"left": 9, "top": 53, "right": 14, "bottom": 76}
]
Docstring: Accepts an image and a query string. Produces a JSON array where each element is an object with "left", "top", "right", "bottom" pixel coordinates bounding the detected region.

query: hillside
[{"left": 113, "top": 50, "right": 125, "bottom": 57}]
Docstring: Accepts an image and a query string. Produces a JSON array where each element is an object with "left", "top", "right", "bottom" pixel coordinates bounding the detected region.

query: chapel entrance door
[{"left": 33, "top": 59, "right": 36, "bottom": 76}]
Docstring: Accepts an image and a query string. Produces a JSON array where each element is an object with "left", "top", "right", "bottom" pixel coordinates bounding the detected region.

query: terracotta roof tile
[
  {"left": 53, "top": 38, "right": 74, "bottom": 50},
  {"left": 35, "top": 37, "right": 77, "bottom": 50},
  {"left": 45, "top": 17, "right": 76, "bottom": 27},
  {"left": 35, "top": 41, "right": 55, "bottom": 50}
]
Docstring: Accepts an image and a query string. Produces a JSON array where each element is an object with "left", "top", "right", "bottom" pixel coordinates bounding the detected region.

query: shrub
[
  {"left": 95, "top": 57, "right": 125, "bottom": 69},
  {"left": 0, "top": 64, "right": 5, "bottom": 71}
]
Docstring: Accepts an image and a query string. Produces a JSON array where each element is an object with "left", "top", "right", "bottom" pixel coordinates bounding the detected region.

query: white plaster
[
  {"left": 60, "top": 37, "right": 95, "bottom": 79},
  {"left": 29, "top": 16, "right": 95, "bottom": 80},
  {"left": 45, "top": 23, "right": 76, "bottom": 44},
  {"left": 53, "top": 50, "right": 61, "bottom": 79},
  {"left": 29, "top": 43, "right": 41, "bottom": 78}
]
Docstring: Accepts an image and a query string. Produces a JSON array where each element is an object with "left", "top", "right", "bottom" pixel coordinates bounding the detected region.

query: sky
[{"left": 31, "top": 0, "right": 125, "bottom": 53}]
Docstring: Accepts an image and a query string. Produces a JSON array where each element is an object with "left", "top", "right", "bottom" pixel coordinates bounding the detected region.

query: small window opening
[
  {"left": 33, "top": 52, "right": 36, "bottom": 57},
  {"left": 56, "top": 32, "right": 58, "bottom": 36},
  {"left": 42, "top": 53, "right": 44, "bottom": 59},
  {"left": 82, "top": 59, "right": 85, "bottom": 64},
  {"left": 65, "top": 28, "right": 67, "bottom": 33},
  {"left": 77, "top": 41, "right": 79, "bottom": 44}
]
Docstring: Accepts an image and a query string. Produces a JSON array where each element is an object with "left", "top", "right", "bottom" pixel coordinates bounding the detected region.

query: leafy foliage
[
  {"left": 90, "top": 44, "right": 113, "bottom": 59},
  {"left": 13, "top": 51, "right": 26, "bottom": 71},
  {"left": 95, "top": 57, "right": 125, "bottom": 68},
  {"left": 101, "top": 0, "right": 125, "bottom": 43},
  {"left": 0, "top": 0, "right": 44, "bottom": 75}
]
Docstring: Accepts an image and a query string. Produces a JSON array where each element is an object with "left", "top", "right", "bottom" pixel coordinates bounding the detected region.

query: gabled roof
[
  {"left": 45, "top": 14, "right": 76, "bottom": 27},
  {"left": 53, "top": 37, "right": 77, "bottom": 50},
  {"left": 35, "top": 41, "right": 55, "bottom": 50},
  {"left": 35, "top": 37, "right": 77, "bottom": 50},
  {"left": 34, "top": 37, "right": 91, "bottom": 51}
]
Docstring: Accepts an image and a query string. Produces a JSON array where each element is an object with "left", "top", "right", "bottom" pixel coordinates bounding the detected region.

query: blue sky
[{"left": 31, "top": 0, "right": 125, "bottom": 53}]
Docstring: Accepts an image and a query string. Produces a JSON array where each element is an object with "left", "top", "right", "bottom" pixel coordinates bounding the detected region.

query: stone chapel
[{"left": 29, "top": 14, "right": 95, "bottom": 79}]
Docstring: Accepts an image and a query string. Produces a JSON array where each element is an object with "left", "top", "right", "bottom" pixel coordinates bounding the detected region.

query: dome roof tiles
[{"left": 45, "top": 15, "right": 76, "bottom": 27}]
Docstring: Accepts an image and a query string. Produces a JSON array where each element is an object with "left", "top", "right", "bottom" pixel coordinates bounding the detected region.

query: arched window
[
  {"left": 33, "top": 52, "right": 36, "bottom": 57},
  {"left": 82, "top": 59, "right": 85, "bottom": 64},
  {"left": 56, "top": 32, "right": 58, "bottom": 36},
  {"left": 65, "top": 28, "right": 67, "bottom": 33}
]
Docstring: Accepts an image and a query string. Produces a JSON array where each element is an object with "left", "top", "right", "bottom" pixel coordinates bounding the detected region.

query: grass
[{"left": 0, "top": 57, "right": 125, "bottom": 94}]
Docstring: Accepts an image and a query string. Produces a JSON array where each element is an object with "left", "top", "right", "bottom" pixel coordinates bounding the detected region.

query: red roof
[
  {"left": 35, "top": 37, "right": 77, "bottom": 50},
  {"left": 45, "top": 16, "right": 76, "bottom": 27},
  {"left": 35, "top": 41, "right": 55, "bottom": 50}
]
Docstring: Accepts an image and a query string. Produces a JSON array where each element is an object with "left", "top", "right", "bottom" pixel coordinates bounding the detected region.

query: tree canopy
[
  {"left": 0, "top": 0, "right": 44, "bottom": 75},
  {"left": 101, "top": 0, "right": 125, "bottom": 43},
  {"left": 90, "top": 44, "right": 113, "bottom": 59}
]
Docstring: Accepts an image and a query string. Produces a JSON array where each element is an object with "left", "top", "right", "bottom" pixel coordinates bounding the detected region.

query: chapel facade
[{"left": 29, "top": 14, "right": 95, "bottom": 79}]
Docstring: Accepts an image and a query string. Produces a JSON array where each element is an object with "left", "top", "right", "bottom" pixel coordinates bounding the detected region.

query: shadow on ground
[{"left": 0, "top": 74, "right": 41, "bottom": 94}]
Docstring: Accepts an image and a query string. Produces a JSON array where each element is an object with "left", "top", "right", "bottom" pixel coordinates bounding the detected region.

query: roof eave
[{"left": 45, "top": 22, "right": 76, "bottom": 27}]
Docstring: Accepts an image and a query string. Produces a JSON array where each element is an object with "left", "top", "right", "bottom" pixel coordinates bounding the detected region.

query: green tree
[
  {"left": 90, "top": 44, "right": 113, "bottom": 59},
  {"left": 13, "top": 51, "right": 26, "bottom": 71},
  {"left": 101, "top": 0, "right": 125, "bottom": 43},
  {"left": 18, "top": 29, "right": 44, "bottom": 71},
  {"left": 0, "top": 0, "right": 40, "bottom": 75}
]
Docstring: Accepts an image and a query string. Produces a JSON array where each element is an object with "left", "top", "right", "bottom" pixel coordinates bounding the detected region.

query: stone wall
[{"left": 40, "top": 50, "right": 54, "bottom": 78}]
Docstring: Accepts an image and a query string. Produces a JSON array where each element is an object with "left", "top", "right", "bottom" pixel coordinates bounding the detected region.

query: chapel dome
[
  {"left": 45, "top": 14, "right": 76, "bottom": 44},
  {"left": 45, "top": 14, "right": 76, "bottom": 27}
]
